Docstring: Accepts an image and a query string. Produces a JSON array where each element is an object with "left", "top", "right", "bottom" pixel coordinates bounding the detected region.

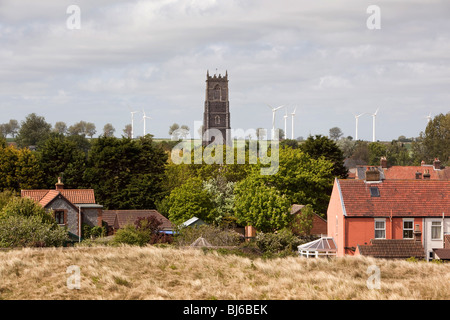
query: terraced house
[
  {"left": 21, "top": 177, "right": 103, "bottom": 240},
  {"left": 327, "top": 169, "right": 450, "bottom": 261}
]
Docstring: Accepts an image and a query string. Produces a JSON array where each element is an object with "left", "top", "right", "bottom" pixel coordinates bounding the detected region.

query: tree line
[{"left": 0, "top": 112, "right": 447, "bottom": 234}]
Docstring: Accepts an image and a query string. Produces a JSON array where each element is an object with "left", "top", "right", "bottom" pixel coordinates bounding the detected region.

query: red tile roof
[
  {"left": 383, "top": 166, "right": 450, "bottom": 180},
  {"left": 357, "top": 239, "right": 425, "bottom": 259},
  {"left": 337, "top": 179, "right": 450, "bottom": 217},
  {"left": 21, "top": 189, "right": 96, "bottom": 205}
]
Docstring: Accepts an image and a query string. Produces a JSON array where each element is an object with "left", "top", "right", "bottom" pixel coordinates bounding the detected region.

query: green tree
[
  {"left": 84, "top": 136, "right": 167, "bottom": 209},
  {"left": 0, "top": 196, "right": 54, "bottom": 225},
  {"left": 38, "top": 133, "right": 87, "bottom": 188},
  {"left": 329, "top": 127, "right": 343, "bottom": 141},
  {"left": 0, "top": 145, "right": 44, "bottom": 191},
  {"left": 15, "top": 113, "right": 52, "bottom": 148},
  {"left": 368, "top": 142, "right": 387, "bottom": 166},
  {"left": 300, "top": 135, "right": 348, "bottom": 179},
  {"left": 234, "top": 175, "right": 292, "bottom": 232},
  {"left": 412, "top": 112, "right": 450, "bottom": 165},
  {"left": 255, "top": 146, "right": 335, "bottom": 215},
  {"left": 164, "top": 178, "right": 216, "bottom": 225}
]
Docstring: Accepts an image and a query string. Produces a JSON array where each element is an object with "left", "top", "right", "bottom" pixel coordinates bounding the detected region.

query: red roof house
[
  {"left": 327, "top": 178, "right": 450, "bottom": 260},
  {"left": 21, "top": 177, "right": 103, "bottom": 239}
]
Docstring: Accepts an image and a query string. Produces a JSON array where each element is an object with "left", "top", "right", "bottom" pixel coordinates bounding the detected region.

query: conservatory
[{"left": 298, "top": 237, "right": 337, "bottom": 258}]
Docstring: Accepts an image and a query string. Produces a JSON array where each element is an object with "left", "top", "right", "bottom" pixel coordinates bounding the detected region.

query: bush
[
  {"left": 0, "top": 215, "right": 68, "bottom": 248},
  {"left": 174, "top": 224, "right": 242, "bottom": 247},
  {"left": 112, "top": 224, "right": 150, "bottom": 246},
  {"left": 0, "top": 197, "right": 54, "bottom": 225},
  {"left": 255, "top": 228, "right": 303, "bottom": 257},
  {"left": 112, "top": 217, "right": 173, "bottom": 246}
]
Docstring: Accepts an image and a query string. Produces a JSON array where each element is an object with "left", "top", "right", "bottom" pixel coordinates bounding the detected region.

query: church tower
[{"left": 203, "top": 70, "right": 231, "bottom": 146}]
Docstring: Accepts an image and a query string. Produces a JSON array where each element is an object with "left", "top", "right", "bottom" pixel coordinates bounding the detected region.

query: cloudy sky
[{"left": 0, "top": 0, "right": 449, "bottom": 141}]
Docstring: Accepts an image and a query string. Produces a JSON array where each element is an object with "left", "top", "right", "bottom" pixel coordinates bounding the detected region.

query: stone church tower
[{"left": 203, "top": 70, "right": 231, "bottom": 146}]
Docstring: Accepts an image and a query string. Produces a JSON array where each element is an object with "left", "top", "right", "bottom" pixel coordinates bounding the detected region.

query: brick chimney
[
  {"left": 365, "top": 167, "right": 380, "bottom": 181},
  {"left": 415, "top": 171, "right": 422, "bottom": 179},
  {"left": 433, "top": 158, "right": 441, "bottom": 170},
  {"left": 55, "top": 177, "right": 64, "bottom": 190},
  {"left": 380, "top": 156, "right": 387, "bottom": 168},
  {"left": 421, "top": 160, "right": 426, "bottom": 166}
]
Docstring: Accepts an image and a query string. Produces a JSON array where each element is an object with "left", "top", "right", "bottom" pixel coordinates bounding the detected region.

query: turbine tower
[
  {"left": 371, "top": 108, "right": 379, "bottom": 142},
  {"left": 354, "top": 113, "right": 366, "bottom": 141},
  {"left": 290, "top": 106, "right": 297, "bottom": 140},
  {"left": 142, "top": 109, "right": 151, "bottom": 136},
  {"left": 426, "top": 112, "right": 432, "bottom": 123},
  {"left": 267, "top": 104, "right": 284, "bottom": 140},
  {"left": 283, "top": 107, "right": 288, "bottom": 139},
  {"left": 130, "top": 110, "right": 138, "bottom": 139}
]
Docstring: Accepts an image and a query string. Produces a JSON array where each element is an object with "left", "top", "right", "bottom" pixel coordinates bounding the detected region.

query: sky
[{"left": 0, "top": 0, "right": 449, "bottom": 141}]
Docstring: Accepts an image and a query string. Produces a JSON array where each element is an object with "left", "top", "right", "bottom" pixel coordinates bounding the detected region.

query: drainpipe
[{"left": 78, "top": 206, "right": 81, "bottom": 243}]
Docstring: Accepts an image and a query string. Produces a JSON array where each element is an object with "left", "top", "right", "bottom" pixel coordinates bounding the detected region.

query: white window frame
[
  {"left": 403, "top": 218, "right": 414, "bottom": 239},
  {"left": 374, "top": 218, "right": 386, "bottom": 239},
  {"left": 431, "top": 220, "right": 442, "bottom": 241}
]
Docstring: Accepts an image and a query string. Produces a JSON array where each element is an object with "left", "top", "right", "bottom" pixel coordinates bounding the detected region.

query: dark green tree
[
  {"left": 84, "top": 136, "right": 167, "bottom": 209},
  {"left": 15, "top": 113, "right": 52, "bottom": 148},
  {"left": 300, "top": 134, "right": 348, "bottom": 179}
]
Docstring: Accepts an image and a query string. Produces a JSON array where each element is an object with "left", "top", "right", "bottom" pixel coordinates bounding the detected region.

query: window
[
  {"left": 55, "top": 210, "right": 65, "bottom": 225},
  {"left": 370, "top": 186, "right": 380, "bottom": 197},
  {"left": 431, "top": 221, "right": 442, "bottom": 240},
  {"left": 403, "top": 219, "right": 414, "bottom": 239},
  {"left": 215, "top": 115, "right": 221, "bottom": 125},
  {"left": 213, "top": 85, "right": 221, "bottom": 100},
  {"left": 375, "top": 219, "right": 385, "bottom": 239}
]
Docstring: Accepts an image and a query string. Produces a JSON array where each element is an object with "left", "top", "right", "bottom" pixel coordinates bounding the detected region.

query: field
[{"left": 0, "top": 245, "right": 449, "bottom": 300}]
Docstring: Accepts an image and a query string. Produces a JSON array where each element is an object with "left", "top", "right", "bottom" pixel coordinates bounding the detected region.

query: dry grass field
[{"left": 0, "top": 245, "right": 449, "bottom": 300}]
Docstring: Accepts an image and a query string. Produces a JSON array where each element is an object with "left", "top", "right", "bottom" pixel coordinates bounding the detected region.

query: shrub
[
  {"left": 0, "top": 196, "right": 54, "bottom": 225},
  {"left": 174, "top": 224, "right": 242, "bottom": 247},
  {"left": 255, "top": 228, "right": 303, "bottom": 257},
  {"left": 112, "top": 217, "right": 173, "bottom": 246},
  {"left": 0, "top": 215, "right": 68, "bottom": 248}
]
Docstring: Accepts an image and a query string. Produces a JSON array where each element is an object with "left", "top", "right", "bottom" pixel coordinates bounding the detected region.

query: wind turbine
[
  {"left": 425, "top": 112, "right": 432, "bottom": 124},
  {"left": 267, "top": 104, "right": 284, "bottom": 140},
  {"left": 142, "top": 109, "right": 151, "bottom": 136},
  {"left": 283, "top": 107, "right": 288, "bottom": 139},
  {"left": 130, "top": 110, "right": 138, "bottom": 139},
  {"left": 290, "top": 106, "right": 297, "bottom": 140},
  {"left": 371, "top": 108, "right": 379, "bottom": 142},
  {"left": 354, "top": 113, "right": 366, "bottom": 141}
]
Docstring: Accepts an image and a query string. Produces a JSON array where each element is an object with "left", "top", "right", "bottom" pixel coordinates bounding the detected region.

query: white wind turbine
[
  {"left": 283, "top": 107, "right": 288, "bottom": 139},
  {"left": 267, "top": 104, "right": 284, "bottom": 140},
  {"left": 371, "top": 108, "right": 379, "bottom": 142},
  {"left": 130, "top": 110, "right": 138, "bottom": 139},
  {"left": 290, "top": 106, "right": 297, "bottom": 140},
  {"left": 354, "top": 112, "right": 366, "bottom": 141},
  {"left": 425, "top": 112, "right": 432, "bottom": 124},
  {"left": 142, "top": 109, "right": 151, "bottom": 136}
]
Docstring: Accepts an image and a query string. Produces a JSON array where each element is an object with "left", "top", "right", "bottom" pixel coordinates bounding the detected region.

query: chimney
[
  {"left": 423, "top": 169, "right": 430, "bottom": 180},
  {"left": 421, "top": 160, "right": 426, "bottom": 166},
  {"left": 55, "top": 177, "right": 64, "bottom": 190},
  {"left": 415, "top": 171, "right": 422, "bottom": 179},
  {"left": 433, "top": 158, "right": 441, "bottom": 170},
  {"left": 365, "top": 167, "right": 380, "bottom": 181},
  {"left": 380, "top": 156, "right": 387, "bottom": 168}
]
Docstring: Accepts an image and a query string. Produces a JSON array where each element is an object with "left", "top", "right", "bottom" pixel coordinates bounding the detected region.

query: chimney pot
[
  {"left": 433, "top": 158, "right": 441, "bottom": 170},
  {"left": 415, "top": 171, "right": 422, "bottom": 179},
  {"left": 423, "top": 169, "right": 431, "bottom": 180},
  {"left": 421, "top": 160, "right": 426, "bottom": 166},
  {"left": 380, "top": 157, "right": 387, "bottom": 168},
  {"left": 55, "top": 177, "right": 64, "bottom": 190}
]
